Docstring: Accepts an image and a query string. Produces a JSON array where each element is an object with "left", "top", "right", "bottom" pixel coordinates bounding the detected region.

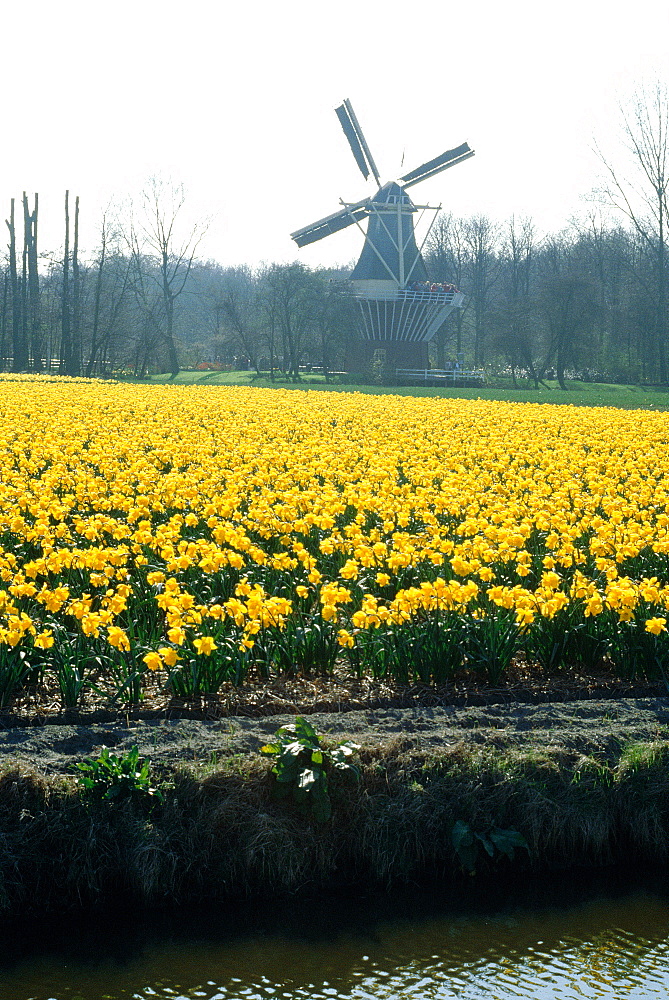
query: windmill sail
[
  {"left": 400, "top": 143, "right": 474, "bottom": 189},
  {"left": 291, "top": 201, "right": 369, "bottom": 248},
  {"left": 335, "top": 100, "right": 381, "bottom": 186},
  {"left": 335, "top": 105, "right": 370, "bottom": 181}
]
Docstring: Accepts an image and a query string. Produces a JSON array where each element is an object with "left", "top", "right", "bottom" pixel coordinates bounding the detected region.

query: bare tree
[
  {"left": 539, "top": 264, "right": 598, "bottom": 389},
  {"left": 596, "top": 82, "right": 669, "bottom": 381},
  {"left": 213, "top": 266, "right": 265, "bottom": 373},
  {"left": 71, "top": 195, "right": 81, "bottom": 374},
  {"left": 128, "top": 178, "right": 208, "bottom": 377},
  {"left": 426, "top": 213, "right": 470, "bottom": 359},
  {"left": 0, "top": 270, "right": 8, "bottom": 370},
  {"left": 463, "top": 215, "right": 499, "bottom": 365},
  {"left": 87, "top": 210, "right": 133, "bottom": 376},
  {"left": 264, "top": 263, "right": 321, "bottom": 381},
  {"left": 311, "top": 273, "right": 356, "bottom": 379},
  {"left": 495, "top": 216, "right": 543, "bottom": 386}
]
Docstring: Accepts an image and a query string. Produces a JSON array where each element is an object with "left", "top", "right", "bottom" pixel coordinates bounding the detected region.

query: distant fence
[
  {"left": 0, "top": 358, "right": 62, "bottom": 374},
  {"left": 395, "top": 367, "right": 485, "bottom": 386}
]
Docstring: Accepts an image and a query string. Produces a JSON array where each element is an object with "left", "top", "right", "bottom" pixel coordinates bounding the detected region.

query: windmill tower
[{"left": 290, "top": 99, "right": 475, "bottom": 370}]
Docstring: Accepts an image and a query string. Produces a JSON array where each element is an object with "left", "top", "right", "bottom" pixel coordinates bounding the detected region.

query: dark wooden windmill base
[{"left": 345, "top": 339, "right": 429, "bottom": 375}]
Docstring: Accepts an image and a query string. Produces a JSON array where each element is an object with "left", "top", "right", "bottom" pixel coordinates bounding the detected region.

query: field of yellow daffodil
[{"left": 0, "top": 373, "right": 668, "bottom": 708}]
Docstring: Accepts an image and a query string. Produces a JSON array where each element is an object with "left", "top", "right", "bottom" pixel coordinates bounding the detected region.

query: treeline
[
  {"left": 1, "top": 199, "right": 665, "bottom": 385},
  {"left": 0, "top": 181, "right": 211, "bottom": 379},
  {"left": 0, "top": 181, "right": 365, "bottom": 380},
  {"left": 0, "top": 198, "right": 666, "bottom": 385},
  {"left": 424, "top": 211, "right": 665, "bottom": 386},
  {"left": 192, "top": 214, "right": 669, "bottom": 386}
]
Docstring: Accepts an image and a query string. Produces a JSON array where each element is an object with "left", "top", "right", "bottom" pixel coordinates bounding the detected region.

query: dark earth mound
[{"left": 1, "top": 695, "right": 667, "bottom": 775}]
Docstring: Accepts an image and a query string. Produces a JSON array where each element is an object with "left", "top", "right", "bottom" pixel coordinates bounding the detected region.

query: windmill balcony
[
  {"left": 354, "top": 287, "right": 465, "bottom": 307},
  {"left": 354, "top": 285, "right": 465, "bottom": 344}
]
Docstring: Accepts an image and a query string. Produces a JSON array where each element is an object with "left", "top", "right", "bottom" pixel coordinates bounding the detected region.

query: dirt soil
[{"left": 1, "top": 693, "right": 668, "bottom": 776}]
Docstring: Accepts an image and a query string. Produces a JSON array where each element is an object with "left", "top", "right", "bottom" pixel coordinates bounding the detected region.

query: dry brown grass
[{"left": 0, "top": 733, "right": 668, "bottom": 916}]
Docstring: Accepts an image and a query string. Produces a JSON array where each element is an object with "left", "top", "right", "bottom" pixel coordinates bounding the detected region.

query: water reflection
[{"left": 3, "top": 872, "right": 669, "bottom": 1000}]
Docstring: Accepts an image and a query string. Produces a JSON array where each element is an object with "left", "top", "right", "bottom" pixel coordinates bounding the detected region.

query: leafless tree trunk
[
  {"left": 21, "top": 196, "right": 28, "bottom": 368},
  {"left": 265, "top": 263, "right": 319, "bottom": 381},
  {"left": 23, "top": 193, "right": 41, "bottom": 371},
  {"left": 427, "top": 213, "right": 471, "bottom": 357},
  {"left": 500, "top": 216, "right": 544, "bottom": 386},
  {"left": 463, "top": 215, "right": 499, "bottom": 366},
  {"left": 60, "top": 191, "right": 72, "bottom": 375},
  {"left": 87, "top": 214, "right": 107, "bottom": 376},
  {"left": 71, "top": 195, "right": 81, "bottom": 375},
  {"left": 0, "top": 270, "right": 8, "bottom": 371},
  {"left": 6, "top": 199, "right": 26, "bottom": 371}
]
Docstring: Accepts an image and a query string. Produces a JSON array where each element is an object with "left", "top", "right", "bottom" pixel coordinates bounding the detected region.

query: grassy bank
[
  {"left": 2, "top": 730, "right": 669, "bottom": 916},
  {"left": 136, "top": 371, "right": 669, "bottom": 410}
]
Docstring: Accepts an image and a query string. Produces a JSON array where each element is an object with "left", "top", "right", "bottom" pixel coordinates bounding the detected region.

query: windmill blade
[
  {"left": 335, "top": 99, "right": 381, "bottom": 186},
  {"left": 400, "top": 143, "right": 475, "bottom": 189},
  {"left": 335, "top": 105, "right": 370, "bottom": 181},
  {"left": 291, "top": 201, "right": 369, "bottom": 248}
]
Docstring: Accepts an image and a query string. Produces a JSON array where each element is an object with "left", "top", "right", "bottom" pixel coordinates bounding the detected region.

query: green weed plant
[
  {"left": 451, "top": 819, "right": 529, "bottom": 874},
  {"left": 72, "top": 744, "right": 163, "bottom": 808},
  {"left": 261, "top": 716, "right": 360, "bottom": 822}
]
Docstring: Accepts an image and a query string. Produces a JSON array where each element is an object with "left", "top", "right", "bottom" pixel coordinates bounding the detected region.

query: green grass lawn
[{"left": 121, "top": 370, "right": 669, "bottom": 411}]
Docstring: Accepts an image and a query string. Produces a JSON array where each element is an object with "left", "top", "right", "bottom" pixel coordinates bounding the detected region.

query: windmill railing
[{"left": 354, "top": 289, "right": 464, "bottom": 306}]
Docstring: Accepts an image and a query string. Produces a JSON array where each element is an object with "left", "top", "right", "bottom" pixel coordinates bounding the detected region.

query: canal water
[{"left": 2, "top": 871, "right": 669, "bottom": 999}]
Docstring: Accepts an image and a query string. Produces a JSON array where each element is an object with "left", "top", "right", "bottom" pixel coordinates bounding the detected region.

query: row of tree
[
  {"left": 0, "top": 180, "right": 206, "bottom": 379},
  {"left": 0, "top": 85, "right": 667, "bottom": 385},
  {"left": 0, "top": 199, "right": 664, "bottom": 386},
  {"left": 425, "top": 211, "right": 652, "bottom": 387},
  {"left": 423, "top": 83, "right": 669, "bottom": 387}
]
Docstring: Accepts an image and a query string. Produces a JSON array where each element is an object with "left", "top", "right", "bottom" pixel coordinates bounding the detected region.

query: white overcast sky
[{"left": 2, "top": 0, "right": 669, "bottom": 270}]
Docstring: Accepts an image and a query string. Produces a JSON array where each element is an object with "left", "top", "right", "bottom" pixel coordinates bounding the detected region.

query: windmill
[{"left": 290, "top": 99, "right": 475, "bottom": 369}]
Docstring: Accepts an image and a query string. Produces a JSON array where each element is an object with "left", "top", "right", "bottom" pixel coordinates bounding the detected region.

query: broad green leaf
[
  {"left": 294, "top": 717, "right": 318, "bottom": 744},
  {"left": 312, "top": 795, "right": 331, "bottom": 822},
  {"left": 489, "top": 827, "right": 529, "bottom": 859},
  {"left": 451, "top": 820, "right": 473, "bottom": 850},
  {"left": 455, "top": 840, "right": 478, "bottom": 873},
  {"left": 475, "top": 833, "right": 495, "bottom": 857},
  {"left": 275, "top": 762, "right": 301, "bottom": 782},
  {"left": 298, "top": 768, "right": 318, "bottom": 791}
]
